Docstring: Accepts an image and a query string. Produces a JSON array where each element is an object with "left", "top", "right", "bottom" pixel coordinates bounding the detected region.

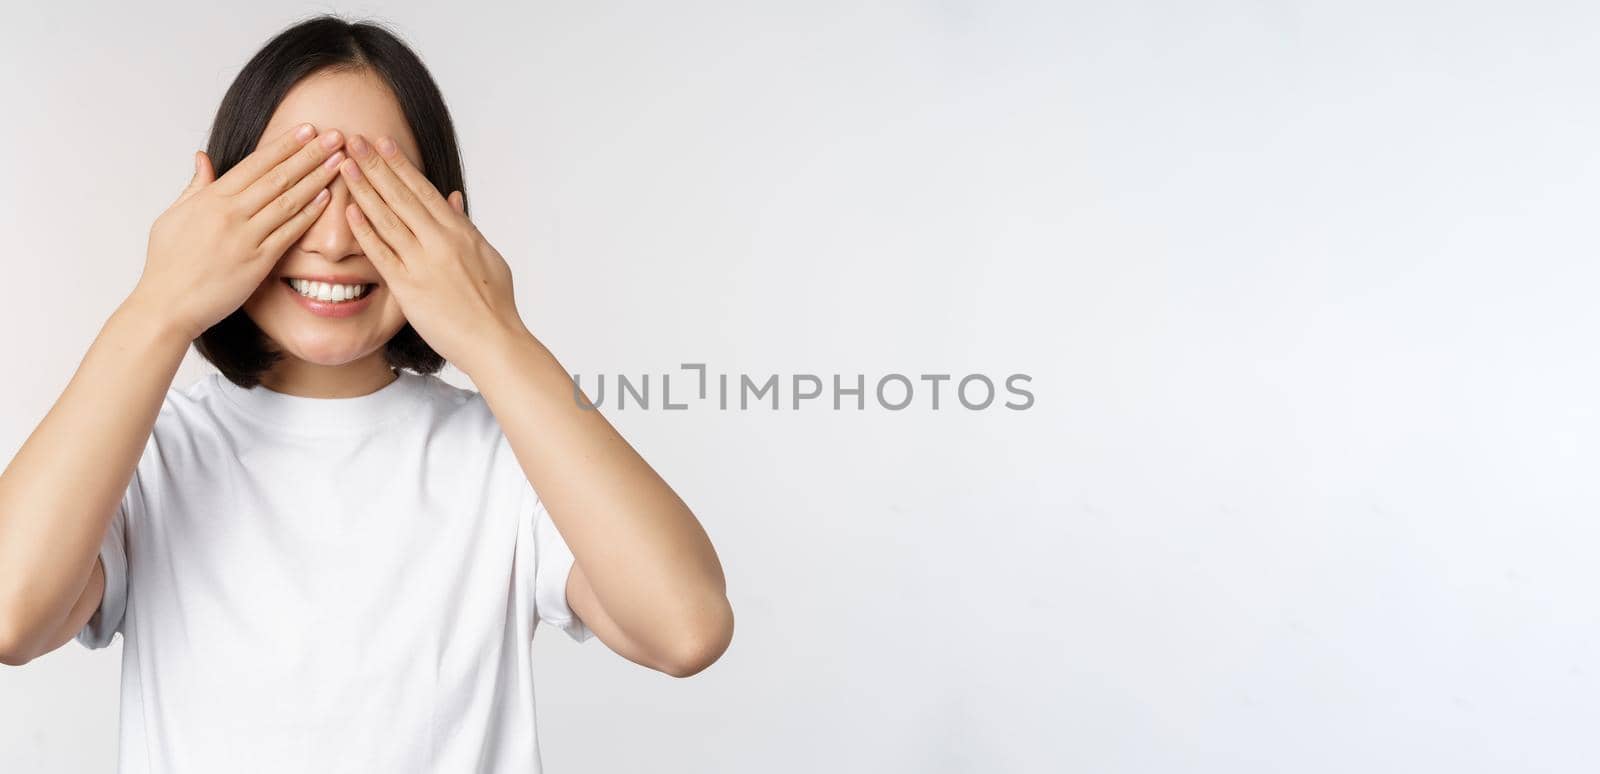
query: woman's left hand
[{"left": 337, "top": 133, "right": 529, "bottom": 376}]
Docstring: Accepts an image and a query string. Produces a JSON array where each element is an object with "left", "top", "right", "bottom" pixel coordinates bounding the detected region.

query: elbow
[
  {"left": 0, "top": 613, "right": 39, "bottom": 667},
  {"left": 0, "top": 646, "right": 34, "bottom": 667},
  {"left": 0, "top": 587, "right": 63, "bottom": 667},
  {"left": 661, "top": 596, "right": 735, "bottom": 679}
]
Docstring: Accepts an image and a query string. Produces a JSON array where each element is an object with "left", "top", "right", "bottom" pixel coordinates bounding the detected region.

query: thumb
[{"left": 176, "top": 151, "right": 214, "bottom": 204}]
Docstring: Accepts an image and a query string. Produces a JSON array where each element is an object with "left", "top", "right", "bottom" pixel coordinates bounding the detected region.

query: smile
[
  {"left": 284, "top": 277, "right": 375, "bottom": 302},
  {"left": 280, "top": 277, "right": 378, "bottom": 318}
]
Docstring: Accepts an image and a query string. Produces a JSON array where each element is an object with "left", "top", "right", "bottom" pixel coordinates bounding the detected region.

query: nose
[{"left": 292, "top": 174, "right": 362, "bottom": 261}]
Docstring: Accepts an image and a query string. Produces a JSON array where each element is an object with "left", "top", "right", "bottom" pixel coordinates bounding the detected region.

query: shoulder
[
  {"left": 398, "top": 372, "right": 522, "bottom": 464},
  {"left": 111, "top": 374, "right": 238, "bottom": 515},
  {"left": 410, "top": 372, "right": 498, "bottom": 430},
  {"left": 406, "top": 374, "right": 527, "bottom": 487},
  {"left": 140, "top": 373, "right": 238, "bottom": 448}
]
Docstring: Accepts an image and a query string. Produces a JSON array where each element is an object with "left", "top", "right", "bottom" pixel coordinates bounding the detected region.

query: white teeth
[{"left": 289, "top": 279, "right": 368, "bottom": 302}]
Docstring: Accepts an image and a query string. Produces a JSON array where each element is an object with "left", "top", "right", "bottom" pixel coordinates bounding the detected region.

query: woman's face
[{"left": 242, "top": 68, "right": 421, "bottom": 368}]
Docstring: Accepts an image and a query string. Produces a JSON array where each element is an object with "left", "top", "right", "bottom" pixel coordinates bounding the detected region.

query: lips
[{"left": 280, "top": 277, "right": 378, "bottom": 318}]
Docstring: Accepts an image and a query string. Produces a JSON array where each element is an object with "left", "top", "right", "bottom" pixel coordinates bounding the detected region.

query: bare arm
[
  {"left": 0, "top": 299, "right": 189, "bottom": 665},
  {"left": 471, "top": 331, "right": 735, "bottom": 678},
  {"left": 328, "top": 129, "right": 733, "bottom": 678},
  {"left": 0, "top": 124, "right": 349, "bottom": 666},
  {"left": 39, "top": 555, "right": 108, "bottom": 657}
]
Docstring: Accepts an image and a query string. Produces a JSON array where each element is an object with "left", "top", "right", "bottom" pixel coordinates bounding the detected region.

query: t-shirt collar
[{"left": 213, "top": 368, "right": 427, "bottom": 435}]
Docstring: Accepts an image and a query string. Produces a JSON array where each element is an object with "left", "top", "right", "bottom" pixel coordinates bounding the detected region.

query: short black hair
[{"left": 195, "top": 14, "right": 465, "bottom": 387}]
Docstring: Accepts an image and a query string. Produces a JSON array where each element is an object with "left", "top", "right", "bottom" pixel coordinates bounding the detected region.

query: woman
[{"left": 0, "top": 14, "right": 733, "bottom": 772}]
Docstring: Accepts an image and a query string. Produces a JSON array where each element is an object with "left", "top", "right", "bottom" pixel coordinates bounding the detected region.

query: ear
[{"left": 447, "top": 190, "right": 465, "bottom": 215}]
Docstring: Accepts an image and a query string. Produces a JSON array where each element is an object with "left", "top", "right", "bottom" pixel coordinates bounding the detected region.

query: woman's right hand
[{"left": 132, "top": 123, "right": 348, "bottom": 340}]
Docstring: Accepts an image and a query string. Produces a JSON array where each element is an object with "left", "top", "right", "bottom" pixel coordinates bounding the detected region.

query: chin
[
  {"left": 266, "top": 334, "right": 383, "bottom": 366},
  {"left": 245, "top": 312, "right": 387, "bottom": 365},
  {"left": 244, "top": 298, "right": 406, "bottom": 368}
]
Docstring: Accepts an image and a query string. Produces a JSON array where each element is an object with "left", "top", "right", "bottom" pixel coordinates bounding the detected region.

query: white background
[{"left": 2, "top": 1, "right": 1596, "bottom": 772}]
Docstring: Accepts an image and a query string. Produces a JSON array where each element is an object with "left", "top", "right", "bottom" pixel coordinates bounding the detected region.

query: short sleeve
[
  {"left": 531, "top": 494, "right": 594, "bottom": 643},
  {"left": 76, "top": 487, "right": 133, "bottom": 650}
]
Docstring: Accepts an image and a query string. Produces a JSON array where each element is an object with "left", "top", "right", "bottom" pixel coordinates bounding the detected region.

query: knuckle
[
  {"left": 267, "top": 170, "right": 292, "bottom": 192},
  {"left": 216, "top": 196, "right": 247, "bottom": 221},
  {"left": 234, "top": 237, "right": 259, "bottom": 261},
  {"left": 273, "top": 190, "right": 300, "bottom": 216},
  {"left": 305, "top": 146, "right": 332, "bottom": 170}
]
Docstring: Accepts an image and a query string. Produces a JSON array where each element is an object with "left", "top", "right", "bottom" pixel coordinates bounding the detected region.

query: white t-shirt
[{"left": 76, "top": 368, "right": 594, "bottom": 773}]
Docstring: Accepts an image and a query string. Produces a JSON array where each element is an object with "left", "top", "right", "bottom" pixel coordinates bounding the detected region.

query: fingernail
[
  {"left": 313, "top": 188, "right": 330, "bottom": 206},
  {"left": 376, "top": 136, "right": 397, "bottom": 158},
  {"left": 319, "top": 130, "right": 343, "bottom": 151},
  {"left": 323, "top": 150, "right": 346, "bottom": 170},
  {"left": 349, "top": 135, "right": 371, "bottom": 159},
  {"left": 340, "top": 158, "right": 364, "bottom": 181},
  {"left": 294, "top": 123, "right": 315, "bottom": 142}
]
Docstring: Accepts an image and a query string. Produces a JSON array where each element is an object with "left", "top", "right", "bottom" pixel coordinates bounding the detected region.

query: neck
[{"left": 257, "top": 352, "right": 398, "bottom": 398}]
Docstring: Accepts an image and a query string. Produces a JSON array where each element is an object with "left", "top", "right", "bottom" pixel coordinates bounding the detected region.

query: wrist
[
  {"left": 460, "top": 319, "right": 556, "bottom": 386},
  {"left": 115, "top": 290, "right": 200, "bottom": 346},
  {"left": 457, "top": 316, "right": 537, "bottom": 377}
]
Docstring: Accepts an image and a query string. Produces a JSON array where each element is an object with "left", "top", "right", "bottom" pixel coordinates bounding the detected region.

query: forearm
[
  {"left": 468, "top": 326, "right": 728, "bottom": 654},
  {"left": 0, "top": 293, "right": 190, "bottom": 656}
]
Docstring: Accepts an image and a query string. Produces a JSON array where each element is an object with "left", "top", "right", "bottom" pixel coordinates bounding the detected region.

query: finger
[
  {"left": 347, "top": 134, "right": 437, "bottom": 233},
  {"left": 370, "top": 134, "right": 456, "bottom": 223},
  {"left": 213, "top": 123, "right": 319, "bottom": 195},
  {"left": 338, "top": 152, "right": 420, "bottom": 257},
  {"left": 245, "top": 146, "right": 347, "bottom": 240},
  {"left": 447, "top": 190, "right": 465, "bottom": 215},
  {"left": 257, "top": 187, "right": 333, "bottom": 261},
  {"left": 236, "top": 129, "right": 345, "bottom": 215},
  {"left": 174, "top": 151, "right": 216, "bottom": 206},
  {"left": 344, "top": 203, "right": 409, "bottom": 282}
]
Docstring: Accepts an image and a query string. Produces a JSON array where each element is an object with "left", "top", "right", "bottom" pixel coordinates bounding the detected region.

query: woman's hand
[
  {"left": 335, "top": 133, "right": 528, "bottom": 376},
  {"left": 134, "top": 123, "right": 348, "bottom": 339}
]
